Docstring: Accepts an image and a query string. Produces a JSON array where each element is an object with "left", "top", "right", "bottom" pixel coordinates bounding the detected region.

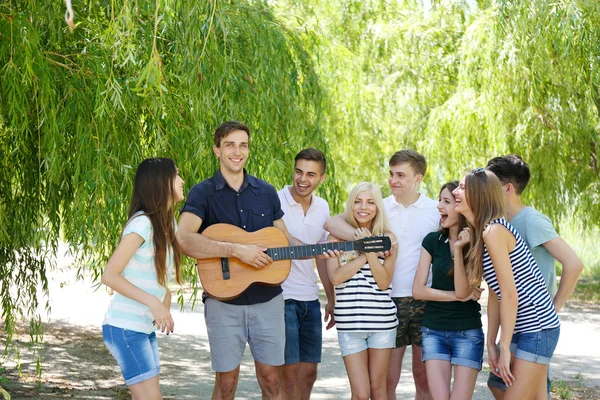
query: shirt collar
[
  {"left": 214, "top": 169, "right": 258, "bottom": 191},
  {"left": 387, "top": 192, "right": 428, "bottom": 209},
  {"left": 283, "top": 185, "right": 314, "bottom": 209}
]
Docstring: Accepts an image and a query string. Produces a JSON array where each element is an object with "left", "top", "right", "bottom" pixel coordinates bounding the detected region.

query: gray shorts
[{"left": 205, "top": 294, "right": 285, "bottom": 372}]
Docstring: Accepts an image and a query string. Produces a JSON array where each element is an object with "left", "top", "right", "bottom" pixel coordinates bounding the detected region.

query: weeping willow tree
[
  {"left": 0, "top": 0, "right": 341, "bottom": 365},
  {"left": 276, "top": 0, "right": 599, "bottom": 223}
]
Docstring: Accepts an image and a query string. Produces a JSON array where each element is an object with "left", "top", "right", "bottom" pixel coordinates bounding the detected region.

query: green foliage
[{"left": 0, "top": 0, "right": 339, "bottom": 367}]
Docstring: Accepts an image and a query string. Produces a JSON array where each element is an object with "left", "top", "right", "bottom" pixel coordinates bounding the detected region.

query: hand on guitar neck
[
  {"left": 197, "top": 223, "right": 392, "bottom": 300},
  {"left": 232, "top": 243, "right": 273, "bottom": 269}
]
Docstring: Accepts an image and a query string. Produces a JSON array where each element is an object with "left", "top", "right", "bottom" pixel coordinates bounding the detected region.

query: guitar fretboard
[{"left": 266, "top": 241, "right": 356, "bottom": 261}]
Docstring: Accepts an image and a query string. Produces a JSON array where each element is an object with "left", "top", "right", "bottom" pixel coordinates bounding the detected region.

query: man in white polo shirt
[
  {"left": 325, "top": 150, "right": 439, "bottom": 400},
  {"left": 278, "top": 148, "right": 335, "bottom": 400}
]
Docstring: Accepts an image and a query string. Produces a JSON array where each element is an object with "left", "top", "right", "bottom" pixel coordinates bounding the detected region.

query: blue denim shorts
[
  {"left": 284, "top": 299, "right": 322, "bottom": 364},
  {"left": 487, "top": 327, "right": 560, "bottom": 393},
  {"left": 102, "top": 325, "right": 160, "bottom": 386},
  {"left": 510, "top": 326, "right": 560, "bottom": 365},
  {"left": 421, "top": 327, "right": 484, "bottom": 370},
  {"left": 337, "top": 330, "right": 396, "bottom": 357}
]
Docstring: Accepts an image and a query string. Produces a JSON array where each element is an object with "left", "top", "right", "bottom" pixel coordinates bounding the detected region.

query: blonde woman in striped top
[{"left": 327, "top": 182, "right": 398, "bottom": 400}]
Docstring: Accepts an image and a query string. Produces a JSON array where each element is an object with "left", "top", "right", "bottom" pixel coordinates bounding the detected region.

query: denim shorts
[
  {"left": 284, "top": 299, "right": 322, "bottom": 364},
  {"left": 337, "top": 330, "right": 396, "bottom": 357},
  {"left": 487, "top": 327, "right": 560, "bottom": 393},
  {"left": 102, "top": 325, "right": 160, "bottom": 386},
  {"left": 421, "top": 327, "right": 484, "bottom": 370},
  {"left": 205, "top": 294, "right": 285, "bottom": 372}
]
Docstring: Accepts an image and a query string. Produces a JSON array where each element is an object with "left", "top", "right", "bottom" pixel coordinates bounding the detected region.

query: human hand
[
  {"left": 322, "top": 249, "right": 343, "bottom": 259},
  {"left": 455, "top": 227, "right": 470, "bottom": 249},
  {"left": 150, "top": 299, "right": 174, "bottom": 334},
  {"left": 324, "top": 302, "right": 336, "bottom": 330},
  {"left": 487, "top": 342, "right": 499, "bottom": 378},
  {"left": 460, "top": 287, "right": 485, "bottom": 302},
  {"left": 236, "top": 244, "right": 272, "bottom": 268},
  {"left": 353, "top": 227, "right": 373, "bottom": 240},
  {"left": 496, "top": 347, "right": 515, "bottom": 386}
]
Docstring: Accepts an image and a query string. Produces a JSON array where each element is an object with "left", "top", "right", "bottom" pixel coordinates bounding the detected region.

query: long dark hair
[
  {"left": 128, "top": 158, "right": 182, "bottom": 287},
  {"left": 439, "top": 181, "right": 468, "bottom": 278}
]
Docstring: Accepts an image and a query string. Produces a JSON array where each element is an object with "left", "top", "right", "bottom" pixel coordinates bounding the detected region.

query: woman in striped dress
[
  {"left": 452, "top": 169, "right": 560, "bottom": 400},
  {"left": 327, "top": 182, "right": 398, "bottom": 400}
]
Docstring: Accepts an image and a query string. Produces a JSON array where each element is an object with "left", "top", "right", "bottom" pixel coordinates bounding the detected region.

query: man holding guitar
[
  {"left": 177, "top": 121, "right": 304, "bottom": 400},
  {"left": 277, "top": 148, "right": 335, "bottom": 400}
]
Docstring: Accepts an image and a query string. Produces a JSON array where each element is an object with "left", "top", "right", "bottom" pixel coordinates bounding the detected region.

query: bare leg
[
  {"left": 504, "top": 358, "right": 546, "bottom": 400},
  {"left": 343, "top": 350, "right": 371, "bottom": 400},
  {"left": 213, "top": 367, "right": 241, "bottom": 400},
  {"left": 450, "top": 366, "right": 479, "bottom": 400},
  {"left": 293, "top": 362, "right": 318, "bottom": 400},
  {"left": 255, "top": 361, "right": 283, "bottom": 400},
  {"left": 129, "top": 375, "right": 162, "bottom": 400},
  {"left": 386, "top": 346, "right": 406, "bottom": 400},
  {"left": 368, "top": 348, "right": 392, "bottom": 400},
  {"left": 412, "top": 346, "right": 432, "bottom": 400},
  {"left": 281, "top": 363, "right": 299, "bottom": 400},
  {"left": 424, "top": 360, "right": 451, "bottom": 400}
]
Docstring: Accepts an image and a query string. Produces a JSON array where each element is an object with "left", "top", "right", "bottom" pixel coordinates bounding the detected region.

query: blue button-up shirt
[{"left": 181, "top": 169, "right": 284, "bottom": 305}]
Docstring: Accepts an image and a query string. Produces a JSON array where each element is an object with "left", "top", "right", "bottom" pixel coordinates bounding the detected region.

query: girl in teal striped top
[{"left": 102, "top": 158, "right": 184, "bottom": 398}]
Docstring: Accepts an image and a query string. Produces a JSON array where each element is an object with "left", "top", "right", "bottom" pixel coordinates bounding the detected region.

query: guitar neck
[{"left": 266, "top": 241, "right": 356, "bottom": 261}]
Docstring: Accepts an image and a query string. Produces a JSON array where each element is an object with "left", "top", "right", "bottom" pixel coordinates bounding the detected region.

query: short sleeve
[
  {"left": 527, "top": 213, "right": 559, "bottom": 248},
  {"left": 269, "top": 186, "right": 285, "bottom": 221},
  {"left": 123, "top": 214, "right": 152, "bottom": 242},
  {"left": 421, "top": 231, "right": 440, "bottom": 256},
  {"left": 180, "top": 183, "right": 209, "bottom": 221}
]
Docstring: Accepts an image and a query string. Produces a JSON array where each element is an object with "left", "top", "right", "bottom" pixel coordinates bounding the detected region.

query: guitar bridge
[{"left": 221, "top": 258, "right": 230, "bottom": 280}]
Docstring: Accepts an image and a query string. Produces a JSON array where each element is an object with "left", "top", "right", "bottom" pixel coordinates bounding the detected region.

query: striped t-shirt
[
  {"left": 482, "top": 218, "right": 559, "bottom": 334},
  {"left": 103, "top": 212, "right": 174, "bottom": 334},
  {"left": 334, "top": 251, "right": 398, "bottom": 332}
]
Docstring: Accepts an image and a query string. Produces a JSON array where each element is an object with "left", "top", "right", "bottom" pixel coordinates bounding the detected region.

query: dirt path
[{"left": 2, "top": 266, "right": 600, "bottom": 399}]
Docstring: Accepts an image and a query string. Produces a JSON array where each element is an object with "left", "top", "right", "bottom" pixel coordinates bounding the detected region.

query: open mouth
[{"left": 440, "top": 214, "right": 448, "bottom": 224}]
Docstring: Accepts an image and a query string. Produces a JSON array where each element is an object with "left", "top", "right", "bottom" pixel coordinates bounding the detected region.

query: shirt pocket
[{"left": 251, "top": 207, "right": 273, "bottom": 228}]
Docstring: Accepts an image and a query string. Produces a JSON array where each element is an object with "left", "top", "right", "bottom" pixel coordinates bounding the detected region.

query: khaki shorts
[
  {"left": 205, "top": 294, "right": 285, "bottom": 372},
  {"left": 393, "top": 297, "right": 426, "bottom": 348}
]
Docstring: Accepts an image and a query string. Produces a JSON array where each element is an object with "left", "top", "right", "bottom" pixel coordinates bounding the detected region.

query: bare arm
[
  {"left": 453, "top": 228, "right": 472, "bottom": 299},
  {"left": 326, "top": 234, "right": 367, "bottom": 286},
  {"left": 412, "top": 246, "right": 483, "bottom": 302},
  {"left": 316, "top": 258, "right": 336, "bottom": 329},
  {"left": 485, "top": 225, "right": 518, "bottom": 386},
  {"left": 365, "top": 232, "right": 397, "bottom": 290},
  {"left": 176, "top": 212, "right": 272, "bottom": 268},
  {"left": 486, "top": 289, "right": 501, "bottom": 377},
  {"left": 101, "top": 233, "right": 173, "bottom": 333},
  {"left": 543, "top": 237, "right": 584, "bottom": 311},
  {"left": 323, "top": 213, "right": 355, "bottom": 241}
]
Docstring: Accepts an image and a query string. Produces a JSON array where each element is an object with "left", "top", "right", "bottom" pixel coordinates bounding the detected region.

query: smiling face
[
  {"left": 291, "top": 159, "right": 325, "bottom": 199},
  {"left": 452, "top": 177, "right": 472, "bottom": 218},
  {"left": 438, "top": 187, "right": 459, "bottom": 229},
  {"left": 172, "top": 167, "right": 185, "bottom": 204},
  {"left": 352, "top": 190, "right": 378, "bottom": 228},
  {"left": 388, "top": 162, "right": 423, "bottom": 200},
  {"left": 213, "top": 129, "right": 249, "bottom": 175}
]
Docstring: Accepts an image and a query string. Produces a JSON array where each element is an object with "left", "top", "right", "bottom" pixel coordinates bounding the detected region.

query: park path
[{"left": 4, "top": 250, "right": 600, "bottom": 399}]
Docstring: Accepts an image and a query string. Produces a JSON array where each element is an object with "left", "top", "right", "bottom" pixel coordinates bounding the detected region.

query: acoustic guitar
[{"left": 197, "top": 223, "right": 392, "bottom": 300}]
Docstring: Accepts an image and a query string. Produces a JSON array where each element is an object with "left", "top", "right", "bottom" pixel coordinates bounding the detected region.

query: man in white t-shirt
[
  {"left": 325, "top": 150, "right": 438, "bottom": 400},
  {"left": 278, "top": 148, "right": 335, "bottom": 400}
]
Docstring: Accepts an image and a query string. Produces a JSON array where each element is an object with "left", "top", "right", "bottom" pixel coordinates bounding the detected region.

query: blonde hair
[
  {"left": 344, "top": 182, "right": 392, "bottom": 236},
  {"left": 463, "top": 170, "right": 505, "bottom": 286}
]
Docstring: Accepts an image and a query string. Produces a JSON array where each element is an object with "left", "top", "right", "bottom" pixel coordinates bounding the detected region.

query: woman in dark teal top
[{"left": 412, "top": 181, "right": 484, "bottom": 400}]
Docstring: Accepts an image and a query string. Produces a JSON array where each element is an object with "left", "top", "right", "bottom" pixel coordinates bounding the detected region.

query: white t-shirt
[
  {"left": 103, "top": 212, "right": 175, "bottom": 334},
  {"left": 384, "top": 193, "right": 439, "bottom": 297},
  {"left": 278, "top": 186, "right": 330, "bottom": 301}
]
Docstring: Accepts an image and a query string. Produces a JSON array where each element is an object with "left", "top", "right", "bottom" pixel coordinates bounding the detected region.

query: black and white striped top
[
  {"left": 483, "top": 218, "right": 560, "bottom": 334},
  {"left": 334, "top": 251, "right": 398, "bottom": 332}
]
